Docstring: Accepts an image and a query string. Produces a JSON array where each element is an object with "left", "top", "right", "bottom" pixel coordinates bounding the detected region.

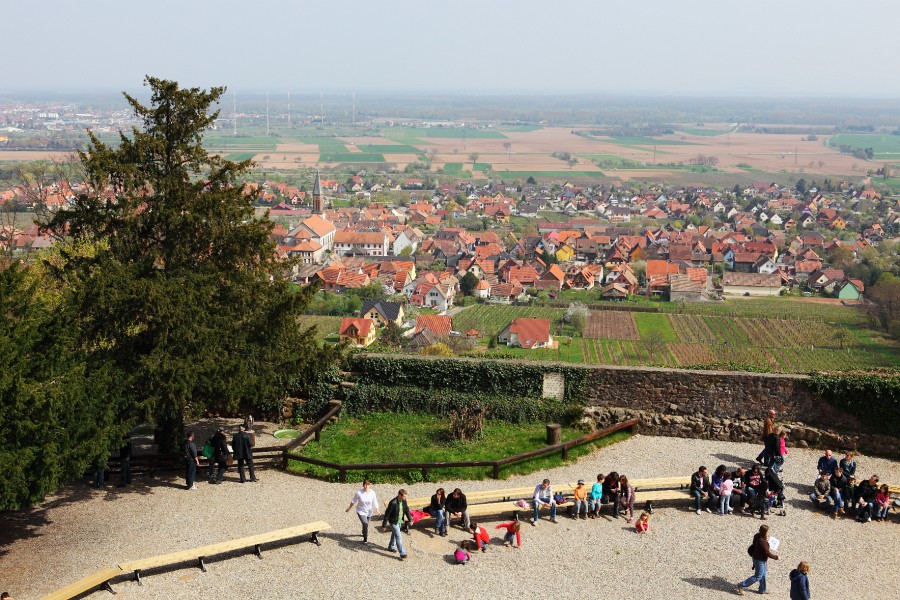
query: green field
[
  {"left": 827, "top": 133, "right": 900, "bottom": 156},
  {"left": 298, "top": 137, "right": 349, "bottom": 153},
  {"left": 606, "top": 136, "right": 697, "bottom": 148},
  {"left": 356, "top": 144, "right": 421, "bottom": 154},
  {"left": 225, "top": 152, "right": 257, "bottom": 161},
  {"left": 494, "top": 170, "right": 607, "bottom": 179},
  {"left": 442, "top": 162, "right": 465, "bottom": 174},
  {"left": 677, "top": 127, "right": 730, "bottom": 137},
  {"left": 290, "top": 412, "right": 629, "bottom": 482},
  {"left": 204, "top": 135, "right": 278, "bottom": 150},
  {"left": 319, "top": 152, "right": 385, "bottom": 163}
]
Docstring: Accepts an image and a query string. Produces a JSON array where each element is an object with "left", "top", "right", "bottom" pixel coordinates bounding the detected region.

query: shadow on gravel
[
  {"left": 321, "top": 532, "right": 406, "bottom": 559},
  {"left": 712, "top": 453, "right": 754, "bottom": 466},
  {"left": 0, "top": 485, "right": 93, "bottom": 558},
  {"left": 681, "top": 575, "right": 735, "bottom": 592}
]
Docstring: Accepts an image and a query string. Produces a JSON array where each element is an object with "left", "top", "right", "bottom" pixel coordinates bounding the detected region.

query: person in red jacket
[
  {"left": 496, "top": 518, "right": 522, "bottom": 548},
  {"left": 469, "top": 522, "right": 490, "bottom": 552}
]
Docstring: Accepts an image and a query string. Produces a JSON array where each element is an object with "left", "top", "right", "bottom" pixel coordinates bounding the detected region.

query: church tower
[{"left": 312, "top": 169, "right": 323, "bottom": 214}]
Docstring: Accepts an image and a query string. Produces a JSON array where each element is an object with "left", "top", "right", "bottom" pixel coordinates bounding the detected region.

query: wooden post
[
  {"left": 338, "top": 469, "right": 346, "bottom": 483},
  {"left": 492, "top": 463, "right": 501, "bottom": 479},
  {"left": 314, "top": 428, "right": 321, "bottom": 443},
  {"left": 561, "top": 445, "right": 569, "bottom": 460},
  {"left": 546, "top": 423, "right": 561, "bottom": 446}
]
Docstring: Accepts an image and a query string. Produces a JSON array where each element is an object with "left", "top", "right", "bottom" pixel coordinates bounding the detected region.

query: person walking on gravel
[
  {"left": 755, "top": 409, "right": 776, "bottom": 465},
  {"left": 183, "top": 431, "right": 199, "bottom": 490},
  {"left": 208, "top": 427, "right": 229, "bottom": 484},
  {"left": 737, "top": 524, "right": 779, "bottom": 595},
  {"left": 346, "top": 479, "right": 379, "bottom": 544},
  {"left": 381, "top": 489, "right": 411, "bottom": 560}
]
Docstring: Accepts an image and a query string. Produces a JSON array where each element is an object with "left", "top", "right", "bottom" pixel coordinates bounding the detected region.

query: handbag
[{"left": 201, "top": 440, "right": 213, "bottom": 460}]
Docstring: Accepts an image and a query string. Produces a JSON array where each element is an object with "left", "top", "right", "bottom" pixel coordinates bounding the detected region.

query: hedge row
[
  {"left": 807, "top": 370, "right": 900, "bottom": 436},
  {"left": 350, "top": 354, "right": 591, "bottom": 403}
]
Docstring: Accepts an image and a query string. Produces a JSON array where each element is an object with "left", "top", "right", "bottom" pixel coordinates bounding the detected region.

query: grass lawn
[
  {"left": 289, "top": 412, "right": 629, "bottom": 483},
  {"left": 633, "top": 312, "right": 677, "bottom": 342}
]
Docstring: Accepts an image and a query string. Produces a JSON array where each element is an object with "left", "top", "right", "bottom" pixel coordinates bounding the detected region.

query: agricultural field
[
  {"left": 826, "top": 133, "right": 900, "bottom": 158},
  {"left": 583, "top": 311, "right": 639, "bottom": 340},
  {"left": 297, "top": 315, "right": 343, "bottom": 341},
  {"left": 442, "top": 303, "right": 899, "bottom": 373}
]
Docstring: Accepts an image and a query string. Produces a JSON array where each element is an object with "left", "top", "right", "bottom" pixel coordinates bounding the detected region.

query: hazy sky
[{"left": 5, "top": 0, "right": 898, "bottom": 97}]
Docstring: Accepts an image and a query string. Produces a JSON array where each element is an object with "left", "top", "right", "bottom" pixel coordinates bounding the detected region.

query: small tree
[
  {"left": 460, "top": 271, "right": 479, "bottom": 296},
  {"left": 563, "top": 302, "right": 590, "bottom": 336},
  {"left": 642, "top": 330, "right": 667, "bottom": 365},
  {"left": 468, "top": 153, "right": 479, "bottom": 169}
]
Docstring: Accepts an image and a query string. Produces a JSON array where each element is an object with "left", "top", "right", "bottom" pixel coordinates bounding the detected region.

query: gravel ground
[{"left": 2, "top": 434, "right": 898, "bottom": 600}]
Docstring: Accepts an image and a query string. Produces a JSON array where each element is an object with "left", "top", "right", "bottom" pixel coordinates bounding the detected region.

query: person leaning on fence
[
  {"left": 531, "top": 478, "right": 557, "bottom": 525},
  {"left": 381, "top": 489, "right": 411, "bottom": 560},
  {"left": 346, "top": 479, "right": 379, "bottom": 544},
  {"left": 183, "top": 431, "right": 199, "bottom": 490}
]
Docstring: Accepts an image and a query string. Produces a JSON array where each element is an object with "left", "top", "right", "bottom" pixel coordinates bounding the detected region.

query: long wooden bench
[
  {"left": 400, "top": 476, "right": 692, "bottom": 511},
  {"left": 118, "top": 520, "right": 330, "bottom": 585},
  {"left": 41, "top": 568, "right": 123, "bottom": 600}
]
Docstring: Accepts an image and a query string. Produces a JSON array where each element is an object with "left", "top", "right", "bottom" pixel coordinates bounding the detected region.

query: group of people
[
  {"left": 809, "top": 450, "right": 892, "bottom": 522},
  {"left": 691, "top": 463, "right": 785, "bottom": 519},
  {"left": 182, "top": 424, "right": 257, "bottom": 490}
]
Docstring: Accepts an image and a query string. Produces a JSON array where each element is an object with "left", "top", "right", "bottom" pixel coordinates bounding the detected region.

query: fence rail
[{"left": 287, "top": 418, "right": 638, "bottom": 482}]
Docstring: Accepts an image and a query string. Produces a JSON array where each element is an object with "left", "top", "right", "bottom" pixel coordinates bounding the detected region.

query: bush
[{"left": 807, "top": 370, "right": 900, "bottom": 436}]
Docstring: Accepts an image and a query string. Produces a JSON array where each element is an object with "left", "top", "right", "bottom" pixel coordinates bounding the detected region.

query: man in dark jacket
[
  {"left": 445, "top": 488, "right": 469, "bottom": 529},
  {"left": 381, "top": 489, "right": 411, "bottom": 560},
  {"left": 231, "top": 425, "right": 257, "bottom": 483},
  {"left": 208, "top": 427, "right": 229, "bottom": 484},
  {"left": 183, "top": 431, "right": 199, "bottom": 490},
  {"left": 690, "top": 466, "right": 716, "bottom": 514},
  {"left": 856, "top": 475, "right": 879, "bottom": 522}
]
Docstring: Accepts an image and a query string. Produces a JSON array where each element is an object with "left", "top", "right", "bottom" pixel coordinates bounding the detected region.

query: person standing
[
  {"left": 208, "top": 427, "right": 228, "bottom": 484},
  {"left": 789, "top": 562, "right": 811, "bottom": 600},
  {"left": 737, "top": 524, "right": 779, "bottom": 595},
  {"left": 756, "top": 409, "right": 776, "bottom": 465},
  {"left": 183, "top": 431, "right": 199, "bottom": 490},
  {"left": 531, "top": 478, "right": 557, "bottom": 525},
  {"left": 346, "top": 479, "right": 379, "bottom": 543},
  {"left": 445, "top": 488, "right": 470, "bottom": 530},
  {"left": 231, "top": 425, "right": 257, "bottom": 483},
  {"left": 381, "top": 489, "right": 411, "bottom": 560},
  {"left": 118, "top": 435, "right": 133, "bottom": 487}
]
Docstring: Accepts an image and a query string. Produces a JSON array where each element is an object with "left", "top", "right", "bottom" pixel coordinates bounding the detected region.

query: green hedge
[
  {"left": 807, "top": 370, "right": 900, "bottom": 436},
  {"left": 342, "top": 355, "right": 589, "bottom": 425}
]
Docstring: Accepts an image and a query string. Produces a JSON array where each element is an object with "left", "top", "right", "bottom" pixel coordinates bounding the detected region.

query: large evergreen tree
[
  {"left": 0, "top": 262, "right": 125, "bottom": 510},
  {"left": 46, "top": 77, "right": 335, "bottom": 451}
]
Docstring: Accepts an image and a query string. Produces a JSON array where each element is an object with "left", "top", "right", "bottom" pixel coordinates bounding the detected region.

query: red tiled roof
[
  {"left": 509, "top": 318, "right": 551, "bottom": 349},
  {"left": 415, "top": 315, "right": 452, "bottom": 335}
]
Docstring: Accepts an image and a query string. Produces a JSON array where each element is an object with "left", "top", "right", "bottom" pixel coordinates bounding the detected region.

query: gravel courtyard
[{"left": 2, "top": 434, "right": 898, "bottom": 600}]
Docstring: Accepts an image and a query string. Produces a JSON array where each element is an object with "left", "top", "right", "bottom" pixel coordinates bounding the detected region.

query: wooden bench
[
  {"left": 401, "top": 476, "right": 692, "bottom": 511},
  {"left": 41, "top": 567, "right": 122, "bottom": 600},
  {"left": 118, "top": 521, "right": 331, "bottom": 585}
]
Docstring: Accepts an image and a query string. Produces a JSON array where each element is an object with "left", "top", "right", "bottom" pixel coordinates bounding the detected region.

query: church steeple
[{"left": 312, "top": 169, "right": 323, "bottom": 214}]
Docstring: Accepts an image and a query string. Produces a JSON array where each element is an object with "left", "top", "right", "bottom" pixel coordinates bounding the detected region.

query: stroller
[{"left": 766, "top": 490, "right": 786, "bottom": 517}]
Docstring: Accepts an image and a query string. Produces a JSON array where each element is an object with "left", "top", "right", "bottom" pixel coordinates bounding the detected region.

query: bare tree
[
  {"left": 468, "top": 153, "right": 479, "bottom": 170},
  {"left": 503, "top": 142, "right": 511, "bottom": 157},
  {"left": 642, "top": 330, "right": 667, "bottom": 365}
]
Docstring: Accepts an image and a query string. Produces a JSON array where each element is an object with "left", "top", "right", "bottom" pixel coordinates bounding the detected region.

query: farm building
[
  {"left": 721, "top": 272, "right": 783, "bottom": 297},
  {"left": 497, "top": 318, "right": 553, "bottom": 349},
  {"left": 415, "top": 314, "right": 453, "bottom": 336},
  {"left": 338, "top": 318, "right": 377, "bottom": 347},
  {"left": 669, "top": 274, "right": 707, "bottom": 302},
  {"left": 833, "top": 279, "right": 863, "bottom": 300}
]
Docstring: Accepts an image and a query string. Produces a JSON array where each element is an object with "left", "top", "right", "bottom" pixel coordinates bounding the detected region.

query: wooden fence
[{"left": 285, "top": 418, "right": 638, "bottom": 482}]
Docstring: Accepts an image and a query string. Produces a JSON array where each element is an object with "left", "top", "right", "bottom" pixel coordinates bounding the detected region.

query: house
[
  {"left": 497, "top": 318, "right": 553, "bottom": 349},
  {"left": 415, "top": 314, "right": 453, "bottom": 335},
  {"left": 393, "top": 228, "right": 423, "bottom": 256},
  {"left": 600, "top": 282, "right": 629, "bottom": 300},
  {"left": 833, "top": 279, "right": 863, "bottom": 300},
  {"left": 668, "top": 273, "right": 706, "bottom": 302},
  {"left": 722, "top": 272, "right": 783, "bottom": 296},
  {"left": 360, "top": 300, "right": 405, "bottom": 327},
  {"left": 334, "top": 230, "right": 390, "bottom": 256},
  {"left": 338, "top": 318, "right": 377, "bottom": 347}
]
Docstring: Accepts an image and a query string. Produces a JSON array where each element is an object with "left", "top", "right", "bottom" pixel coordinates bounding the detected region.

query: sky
[{"left": 4, "top": 0, "right": 898, "bottom": 97}]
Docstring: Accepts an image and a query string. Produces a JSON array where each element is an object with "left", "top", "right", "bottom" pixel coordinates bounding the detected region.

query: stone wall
[{"left": 577, "top": 366, "right": 900, "bottom": 457}]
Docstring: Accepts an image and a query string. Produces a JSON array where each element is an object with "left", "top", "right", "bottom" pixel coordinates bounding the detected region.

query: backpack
[{"left": 747, "top": 544, "right": 754, "bottom": 557}]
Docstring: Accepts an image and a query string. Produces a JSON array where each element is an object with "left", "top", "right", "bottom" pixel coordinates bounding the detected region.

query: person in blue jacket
[{"left": 789, "top": 561, "right": 811, "bottom": 600}]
